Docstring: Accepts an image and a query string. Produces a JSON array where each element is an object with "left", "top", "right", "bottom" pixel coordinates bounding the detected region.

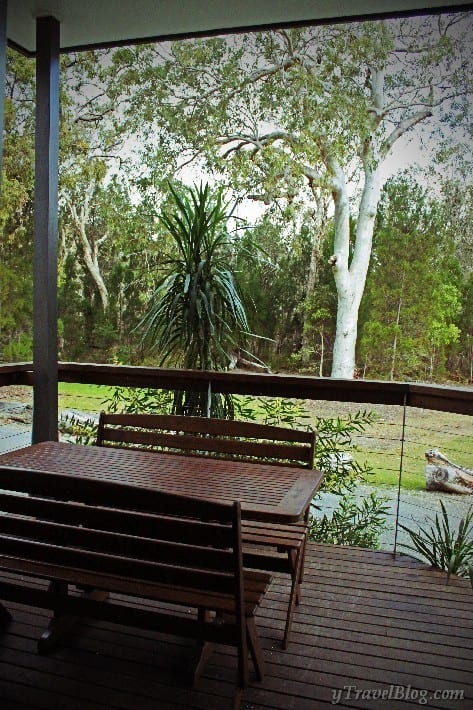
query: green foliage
[
  {"left": 3, "top": 20, "right": 471, "bottom": 382},
  {"left": 140, "top": 182, "right": 250, "bottom": 416},
  {"left": 57, "top": 386, "right": 173, "bottom": 444},
  {"left": 118, "top": 16, "right": 472, "bottom": 378},
  {"left": 141, "top": 182, "right": 248, "bottom": 367},
  {"left": 105, "top": 383, "right": 234, "bottom": 421},
  {"left": 0, "top": 50, "right": 35, "bottom": 361},
  {"left": 359, "top": 175, "right": 463, "bottom": 380},
  {"left": 59, "top": 173, "right": 159, "bottom": 362},
  {"left": 309, "top": 492, "right": 390, "bottom": 548},
  {"left": 107, "top": 387, "right": 174, "bottom": 415},
  {"left": 235, "top": 396, "right": 311, "bottom": 429},
  {"left": 233, "top": 213, "right": 312, "bottom": 365},
  {"left": 452, "top": 272, "right": 473, "bottom": 381},
  {"left": 2, "top": 333, "right": 33, "bottom": 362},
  {"left": 307, "top": 410, "right": 390, "bottom": 549},
  {"left": 235, "top": 397, "right": 388, "bottom": 549},
  {"left": 399, "top": 502, "right": 473, "bottom": 582},
  {"left": 314, "top": 410, "right": 379, "bottom": 495}
]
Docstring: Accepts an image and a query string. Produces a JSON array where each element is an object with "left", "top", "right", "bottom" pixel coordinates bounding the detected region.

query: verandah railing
[
  {"left": 0, "top": 361, "right": 471, "bottom": 413},
  {"left": 1, "top": 362, "right": 472, "bottom": 555}
]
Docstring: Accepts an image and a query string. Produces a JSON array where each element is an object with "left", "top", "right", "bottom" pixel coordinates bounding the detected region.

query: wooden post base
[
  {"left": 0, "top": 601, "right": 13, "bottom": 627},
  {"left": 38, "top": 587, "right": 110, "bottom": 654}
]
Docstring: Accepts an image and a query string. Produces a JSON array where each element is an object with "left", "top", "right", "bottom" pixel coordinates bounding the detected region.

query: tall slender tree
[{"left": 116, "top": 12, "right": 472, "bottom": 378}]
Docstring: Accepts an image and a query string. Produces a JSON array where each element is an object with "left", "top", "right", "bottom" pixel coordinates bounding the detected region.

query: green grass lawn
[
  {"left": 58, "top": 382, "right": 115, "bottom": 412},
  {"left": 351, "top": 414, "right": 473, "bottom": 492}
]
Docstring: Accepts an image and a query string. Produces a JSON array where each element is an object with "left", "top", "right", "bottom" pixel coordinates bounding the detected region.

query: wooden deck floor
[{"left": 1, "top": 543, "right": 471, "bottom": 709}]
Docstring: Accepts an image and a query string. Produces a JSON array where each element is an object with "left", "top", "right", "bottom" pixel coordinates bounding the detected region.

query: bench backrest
[
  {"left": 0, "top": 464, "right": 244, "bottom": 604},
  {"left": 96, "top": 412, "right": 316, "bottom": 468}
]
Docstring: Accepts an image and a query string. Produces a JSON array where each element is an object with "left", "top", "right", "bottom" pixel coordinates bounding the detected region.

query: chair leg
[
  {"left": 246, "top": 616, "right": 265, "bottom": 681},
  {"left": 232, "top": 687, "right": 243, "bottom": 710},
  {"left": 282, "top": 542, "right": 305, "bottom": 649},
  {"left": 287, "top": 548, "right": 302, "bottom": 605},
  {"left": 0, "top": 601, "right": 12, "bottom": 627},
  {"left": 190, "top": 641, "right": 216, "bottom": 685},
  {"left": 296, "top": 533, "right": 308, "bottom": 604},
  {"left": 190, "top": 608, "right": 215, "bottom": 685}
]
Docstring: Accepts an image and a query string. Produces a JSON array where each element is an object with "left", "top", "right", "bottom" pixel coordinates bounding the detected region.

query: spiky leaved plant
[
  {"left": 141, "top": 182, "right": 249, "bottom": 417},
  {"left": 399, "top": 502, "right": 473, "bottom": 583}
]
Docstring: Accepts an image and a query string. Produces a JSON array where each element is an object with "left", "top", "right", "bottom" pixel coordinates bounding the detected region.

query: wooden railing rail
[
  {"left": 0, "top": 362, "right": 471, "bottom": 415},
  {"left": 0, "top": 362, "right": 32, "bottom": 388}
]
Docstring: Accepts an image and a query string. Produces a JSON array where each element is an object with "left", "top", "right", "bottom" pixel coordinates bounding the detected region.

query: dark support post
[
  {"left": 33, "top": 16, "right": 60, "bottom": 443},
  {"left": 0, "top": 0, "right": 7, "bottom": 187}
]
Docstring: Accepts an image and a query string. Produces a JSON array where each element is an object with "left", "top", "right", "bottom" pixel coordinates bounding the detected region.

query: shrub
[
  {"left": 235, "top": 396, "right": 389, "bottom": 549},
  {"left": 309, "top": 492, "right": 390, "bottom": 548}
]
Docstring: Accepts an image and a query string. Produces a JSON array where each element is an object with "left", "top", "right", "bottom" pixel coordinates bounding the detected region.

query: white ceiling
[{"left": 8, "top": 0, "right": 473, "bottom": 55}]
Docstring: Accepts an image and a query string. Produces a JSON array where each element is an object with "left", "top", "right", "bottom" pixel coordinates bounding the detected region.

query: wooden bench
[
  {"left": 0, "top": 465, "right": 271, "bottom": 709},
  {"left": 97, "top": 412, "right": 317, "bottom": 648}
]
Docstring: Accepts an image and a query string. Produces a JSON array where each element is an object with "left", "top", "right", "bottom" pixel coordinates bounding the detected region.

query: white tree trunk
[
  {"left": 300, "top": 191, "right": 330, "bottom": 364},
  {"left": 65, "top": 183, "right": 109, "bottom": 312},
  {"left": 330, "top": 165, "right": 382, "bottom": 379},
  {"left": 331, "top": 290, "right": 360, "bottom": 378},
  {"left": 327, "top": 63, "right": 430, "bottom": 379}
]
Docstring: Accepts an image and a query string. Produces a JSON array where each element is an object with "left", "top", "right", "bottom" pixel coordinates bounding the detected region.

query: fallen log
[{"left": 425, "top": 448, "right": 473, "bottom": 494}]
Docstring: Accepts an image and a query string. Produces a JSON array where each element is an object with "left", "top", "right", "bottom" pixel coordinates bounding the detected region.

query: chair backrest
[
  {"left": 0, "top": 464, "right": 244, "bottom": 605},
  {"left": 96, "top": 412, "right": 316, "bottom": 468}
]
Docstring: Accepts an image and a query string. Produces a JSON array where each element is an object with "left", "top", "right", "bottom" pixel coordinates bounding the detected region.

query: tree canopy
[
  {"left": 1, "top": 11, "right": 472, "bottom": 384},
  {"left": 113, "top": 12, "right": 472, "bottom": 377}
]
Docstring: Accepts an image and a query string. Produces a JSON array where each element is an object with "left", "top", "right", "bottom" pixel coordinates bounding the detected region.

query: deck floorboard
[{"left": 1, "top": 543, "right": 471, "bottom": 708}]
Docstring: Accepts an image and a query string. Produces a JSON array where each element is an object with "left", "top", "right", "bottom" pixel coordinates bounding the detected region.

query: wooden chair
[
  {"left": 0, "top": 465, "right": 271, "bottom": 709},
  {"left": 97, "top": 411, "right": 317, "bottom": 647}
]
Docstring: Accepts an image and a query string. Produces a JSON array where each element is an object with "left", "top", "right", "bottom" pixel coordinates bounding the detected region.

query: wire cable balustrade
[{"left": 1, "top": 363, "right": 471, "bottom": 556}]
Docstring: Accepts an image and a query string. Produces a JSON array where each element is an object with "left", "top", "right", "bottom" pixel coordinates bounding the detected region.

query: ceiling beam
[{"left": 6, "top": 2, "right": 473, "bottom": 57}]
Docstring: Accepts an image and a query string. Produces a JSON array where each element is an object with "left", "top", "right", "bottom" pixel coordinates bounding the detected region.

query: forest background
[{"left": 1, "top": 10, "right": 472, "bottom": 384}]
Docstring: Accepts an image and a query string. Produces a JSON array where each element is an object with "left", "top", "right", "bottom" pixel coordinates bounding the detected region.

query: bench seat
[
  {"left": 0, "top": 465, "right": 271, "bottom": 709},
  {"left": 97, "top": 412, "right": 316, "bottom": 647}
]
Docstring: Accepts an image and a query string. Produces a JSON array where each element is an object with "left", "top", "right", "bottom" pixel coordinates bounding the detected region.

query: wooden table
[{"left": 0, "top": 441, "right": 323, "bottom": 523}]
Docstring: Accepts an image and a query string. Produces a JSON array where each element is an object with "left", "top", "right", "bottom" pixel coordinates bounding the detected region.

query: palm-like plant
[
  {"left": 141, "top": 182, "right": 248, "bottom": 417},
  {"left": 399, "top": 502, "right": 473, "bottom": 583}
]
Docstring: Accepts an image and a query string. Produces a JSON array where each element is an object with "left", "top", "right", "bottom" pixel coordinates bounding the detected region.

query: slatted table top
[{"left": 0, "top": 441, "right": 324, "bottom": 523}]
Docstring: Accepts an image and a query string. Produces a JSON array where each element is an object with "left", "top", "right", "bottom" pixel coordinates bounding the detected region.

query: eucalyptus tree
[
  {"left": 59, "top": 50, "right": 130, "bottom": 315},
  {"left": 58, "top": 174, "right": 156, "bottom": 360},
  {"left": 117, "top": 11, "right": 472, "bottom": 378},
  {"left": 141, "top": 182, "right": 249, "bottom": 416},
  {"left": 57, "top": 51, "right": 160, "bottom": 360}
]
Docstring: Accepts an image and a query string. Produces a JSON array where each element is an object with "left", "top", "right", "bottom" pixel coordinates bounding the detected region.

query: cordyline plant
[
  {"left": 140, "top": 182, "right": 249, "bottom": 417},
  {"left": 399, "top": 502, "right": 473, "bottom": 584}
]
